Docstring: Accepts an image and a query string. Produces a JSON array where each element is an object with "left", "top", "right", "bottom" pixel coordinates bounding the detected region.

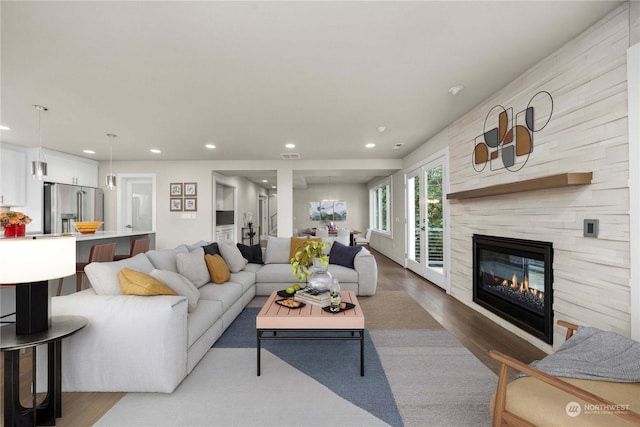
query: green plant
[{"left": 290, "top": 240, "right": 330, "bottom": 281}]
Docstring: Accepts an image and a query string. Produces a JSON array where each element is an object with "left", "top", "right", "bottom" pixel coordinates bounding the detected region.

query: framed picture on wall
[
  {"left": 184, "top": 198, "right": 198, "bottom": 212},
  {"left": 170, "top": 198, "right": 183, "bottom": 212},
  {"left": 170, "top": 183, "right": 183, "bottom": 196},
  {"left": 184, "top": 182, "right": 198, "bottom": 196},
  {"left": 309, "top": 202, "right": 321, "bottom": 221}
]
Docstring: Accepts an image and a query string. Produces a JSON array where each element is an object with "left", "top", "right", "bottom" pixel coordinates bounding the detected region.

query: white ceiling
[{"left": 0, "top": 1, "right": 621, "bottom": 187}]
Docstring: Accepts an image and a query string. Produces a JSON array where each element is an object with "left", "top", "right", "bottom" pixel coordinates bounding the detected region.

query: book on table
[{"left": 294, "top": 289, "right": 330, "bottom": 307}]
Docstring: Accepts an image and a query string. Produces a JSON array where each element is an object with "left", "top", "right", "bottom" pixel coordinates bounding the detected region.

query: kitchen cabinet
[
  {"left": 215, "top": 225, "right": 234, "bottom": 242},
  {"left": 0, "top": 143, "right": 27, "bottom": 206},
  {"left": 43, "top": 149, "right": 99, "bottom": 187}
]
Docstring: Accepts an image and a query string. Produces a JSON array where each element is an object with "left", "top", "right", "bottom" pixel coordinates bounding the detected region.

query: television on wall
[{"left": 216, "top": 210, "right": 234, "bottom": 225}]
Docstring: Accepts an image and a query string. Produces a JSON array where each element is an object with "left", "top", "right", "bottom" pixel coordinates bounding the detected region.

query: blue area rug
[{"left": 214, "top": 307, "right": 403, "bottom": 427}]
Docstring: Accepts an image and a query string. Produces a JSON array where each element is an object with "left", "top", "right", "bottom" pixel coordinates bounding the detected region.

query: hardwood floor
[
  {"left": 1, "top": 248, "right": 546, "bottom": 426},
  {"left": 371, "top": 248, "right": 547, "bottom": 374}
]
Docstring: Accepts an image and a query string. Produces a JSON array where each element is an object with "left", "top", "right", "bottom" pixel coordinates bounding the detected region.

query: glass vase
[
  {"left": 307, "top": 258, "right": 333, "bottom": 292},
  {"left": 329, "top": 279, "right": 342, "bottom": 312}
]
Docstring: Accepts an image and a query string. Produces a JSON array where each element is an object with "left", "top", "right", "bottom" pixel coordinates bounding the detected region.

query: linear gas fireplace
[{"left": 473, "top": 234, "right": 553, "bottom": 344}]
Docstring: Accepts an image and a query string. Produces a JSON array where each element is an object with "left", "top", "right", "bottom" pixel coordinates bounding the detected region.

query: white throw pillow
[
  {"left": 176, "top": 247, "right": 210, "bottom": 287},
  {"left": 150, "top": 269, "right": 200, "bottom": 312},
  {"left": 146, "top": 244, "right": 189, "bottom": 272},
  {"left": 219, "top": 241, "right": 248, "bottom": 273},
  {"left": 264, "top": 236, "right": 291, "bottom": 264},
  {"left": 85, "top": 253, "right": 155, "bottom": 295}
]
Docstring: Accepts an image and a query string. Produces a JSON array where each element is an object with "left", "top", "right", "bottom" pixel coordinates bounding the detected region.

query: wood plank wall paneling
[{"left": 447, "top": 4, "right": 631, "bottom": 351}]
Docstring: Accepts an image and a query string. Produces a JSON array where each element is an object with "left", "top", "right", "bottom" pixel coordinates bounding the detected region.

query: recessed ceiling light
[
  {"left": 262, "top": 179, "right": 268, "bottom": 183},
  {"left": 83, "top": 149, "right": 96, "bottom": 154},
  {"left": 285, "top": 143, "right": 295, "bottom": 149},
  {"left": 150, "top": 149, "right": 162, "bottom": 154},
  {"left": 377, "top": 126, "right": 386, "bottom": 133},
  {"left": 205, "top": 144, "right": 216, "bottom": 149},
  {"left": 365, "top": 143, "right": 376, "bottom": 148},
  {"left": 448, "top": 85, "right": 464, "bottom": 96},
  {"left": 0, "top": 125, "right": 10, "bottom": 131}
]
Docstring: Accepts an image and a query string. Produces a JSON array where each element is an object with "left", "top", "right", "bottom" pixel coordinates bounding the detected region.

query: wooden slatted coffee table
[{"left": 256, "top": 290, "right": 365, "bottom": 376}]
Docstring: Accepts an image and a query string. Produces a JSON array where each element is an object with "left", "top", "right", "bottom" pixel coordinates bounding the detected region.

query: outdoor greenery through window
[{"left": 371, "top": 180, "right": 390, "bottom": 233}]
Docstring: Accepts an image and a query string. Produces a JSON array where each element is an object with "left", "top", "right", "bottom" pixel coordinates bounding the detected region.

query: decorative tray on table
[
  {"left": 322, "top": 302, "right": 356, "bottom": 313},
  {"left": 275, "top": 299, "right": 305, "bottom": 309}
]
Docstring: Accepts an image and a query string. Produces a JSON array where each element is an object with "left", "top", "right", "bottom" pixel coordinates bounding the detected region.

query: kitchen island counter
[{"left": 70, "top": 230, "right": 155, "bottom": 242}]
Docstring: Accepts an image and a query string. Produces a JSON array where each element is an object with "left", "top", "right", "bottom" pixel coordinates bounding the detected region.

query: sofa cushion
[
  {"left": 202, "top": 242, "right": 221, "bottom": 256},
  {"left": 85, "top": 253, "right": 155, "bottom": 295},
  {"left": 236, "top": 243, "right": 263, "bottom": 264},
  {"left": 219, "top": 241, "right": 248, "bottom": 273},
  {"left": 264, "top": 236, "right": 291, "bottom": 264},
  {"left": 198, "top": 282, "right": 243, "bottom": 312},
  {"left": 327, "top": 264, "right": 358, "bottom": 283},
  {"left": 329, "top": 241, "right": 362, "bottom": 269},
  {"left": 150, "top": 269, "right": 201, "bottom": 312},
  {"left": 176, "top": 247, "right": 210, "bottom": 287},
  {"left": 204, "top": 254, "right": 231, "bottom": 284},
  {"left": 146, "top": 244, "right": 189, "bottom": 272},
  {"left": 290, "top": 237, "right": 321, "bottom": 261},
  {"left": 118, "top": 268, "right": 177, "bottom": 296},
  {"left": 255, "top": 263, "right": 300, "bottom": 283},
  {"left": 187, "top": 299, "right": 223, "bottom": 348},
  {"left": 229, "top": 270, "right": 257, "bottom": 294}
]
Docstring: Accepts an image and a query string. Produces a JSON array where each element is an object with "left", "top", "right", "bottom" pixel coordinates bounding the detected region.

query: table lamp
[{"left": 0, "top": 235, "right": 75, "bottom": 334}]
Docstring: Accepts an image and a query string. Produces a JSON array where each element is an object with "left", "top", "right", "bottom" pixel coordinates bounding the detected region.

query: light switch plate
[{"left": 583, "top": 219, "right": 599, "bottom": 238}]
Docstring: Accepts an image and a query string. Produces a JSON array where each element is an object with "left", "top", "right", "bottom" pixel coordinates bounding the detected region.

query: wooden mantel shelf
[{"left": 446, "top": 172, "right": 592, "bottom": 200}]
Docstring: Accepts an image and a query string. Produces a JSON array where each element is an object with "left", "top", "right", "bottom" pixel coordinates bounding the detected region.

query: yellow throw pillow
[
  {"left": 290, "top": 237, "right": 321, "bottom": 261},
  {"left": 118, "top": 268, "right": 177, "bottom": 296},
  {"left": 204, "top": 254, "right": 231, "bottom": 284}
]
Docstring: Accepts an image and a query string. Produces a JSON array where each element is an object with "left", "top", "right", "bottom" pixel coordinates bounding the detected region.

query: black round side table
[{"left": 1, "top": 315, "right": 88, "bottom": 426}]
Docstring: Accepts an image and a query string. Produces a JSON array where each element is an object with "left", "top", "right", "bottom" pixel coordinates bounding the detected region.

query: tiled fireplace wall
[{"left": 447, "top": 5, "right": 632, "bottom": 351}]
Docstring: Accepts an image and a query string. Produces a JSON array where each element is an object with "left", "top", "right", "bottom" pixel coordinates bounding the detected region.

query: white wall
[
  {"left": 444, "top": 4, "right": 632, "bottom": 350},
  {"left": 293, "top": 182, "right": 368, "bottom": 234},
  {"left": 101, "top": 158, "right": 400, "bottom": 249}
]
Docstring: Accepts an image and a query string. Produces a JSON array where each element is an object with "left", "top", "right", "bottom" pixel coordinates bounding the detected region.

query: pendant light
[
  {"left": 31, "top": 105, "right": 48, "bottom": 179},
  {"left": 106, "top": 133, "right": 117, "bottom": 189}
]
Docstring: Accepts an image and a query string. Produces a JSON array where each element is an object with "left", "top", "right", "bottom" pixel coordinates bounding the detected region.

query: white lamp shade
[{"left": 0, "top": 235, "right": 76, "bottom": 283}]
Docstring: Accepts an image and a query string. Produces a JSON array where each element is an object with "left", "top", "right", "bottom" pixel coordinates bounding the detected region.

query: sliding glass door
[{"left": 406, "top": 153, "right": 448, "bottom": 290}]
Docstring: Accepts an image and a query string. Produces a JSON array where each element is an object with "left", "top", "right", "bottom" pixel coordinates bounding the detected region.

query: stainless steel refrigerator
[{"left": 44, "top": 182, "right": 104, "bottom": 234}]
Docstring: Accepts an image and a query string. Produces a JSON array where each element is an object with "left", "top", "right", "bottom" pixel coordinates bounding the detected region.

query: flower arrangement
[
  {"left": 0, "top": 211, "right": 32, "bottom": 228},
  {"left": 290, "top": 240, "right": 330, "bottom": 281}
]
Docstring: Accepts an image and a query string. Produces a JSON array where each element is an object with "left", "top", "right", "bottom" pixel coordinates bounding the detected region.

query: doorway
[
  {"left": 405, "top": 150, "right": 448, "bottom": 290},
  {"left": 117, "top": 174, "right": 156, "bottom": 232}
]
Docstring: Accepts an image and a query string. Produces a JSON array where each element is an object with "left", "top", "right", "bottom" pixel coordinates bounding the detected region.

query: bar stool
[
  {"left": 56, "top": 243, "right": 116, "bottom": 296},
  {"left": 113, "top": 238, "right": 151, "bottom": 261}
]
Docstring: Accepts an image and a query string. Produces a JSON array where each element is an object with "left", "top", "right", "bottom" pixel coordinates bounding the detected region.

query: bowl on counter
[{"left": 73, "top": 221, "right": 104, "bottom": 234}]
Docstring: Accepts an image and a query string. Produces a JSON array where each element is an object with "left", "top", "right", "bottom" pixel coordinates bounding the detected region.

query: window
[{"left": 370, "top": 178, "right": 391, "bottom": 234}]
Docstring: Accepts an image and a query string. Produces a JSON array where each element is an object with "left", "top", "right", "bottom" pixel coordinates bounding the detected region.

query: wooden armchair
[{"left": 490, "top": 320, "right": 640, "bottom": 426}]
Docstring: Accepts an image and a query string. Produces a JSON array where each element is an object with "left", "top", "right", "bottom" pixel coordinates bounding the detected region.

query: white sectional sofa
[{"left": 38, "top": 236, "right": 377, "bottom": 393}]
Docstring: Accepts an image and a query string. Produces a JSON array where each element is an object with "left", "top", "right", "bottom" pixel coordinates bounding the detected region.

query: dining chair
[
  {"left": 316, "top": 228, "right": 329, "bottom": 238},
  {"left": 113, "top": 238, "right": 151, "bottom": 261},
  {"left": 56, "top": 242, "right": 116, "bottom": 295},
  {"left": 355, "top": 229, "right": 372, "bottom": 246}
]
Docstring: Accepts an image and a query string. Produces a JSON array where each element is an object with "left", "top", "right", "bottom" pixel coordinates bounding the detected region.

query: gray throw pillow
[
  {"left": 176, "top": 247, "right": 210, "bottom": 287},
  {"left": 264, "top": 236, "right": 291, "bottom": 264},
  {"left": 219, "top": 241, "right": 248, "bottom": 273},
  {"left": 150, "top": 269, "right": 200, "bottom": 312},
  {"left": 146, "top": 244, "right": 189, "bottom": 272}
]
